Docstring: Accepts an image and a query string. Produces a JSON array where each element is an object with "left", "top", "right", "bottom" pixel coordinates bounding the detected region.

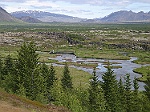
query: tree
[
  {"left": 2, "top": 55, "right": 14, "bottom": 77},
  {"left": 0, "top": 57, "right": 3, "bottom": 86},
  {"left": 124, "top": 74, "right": 133, "bottom": 112},
  {"left": 1, "top": 55, "right": 16, "bottom": 92},
  {"left": 118, "top": 77, "right": 126, "bottom": 112},
  {"left": 88, "top": 68, "right": 106, "bottom": 112},
  {"left": 16, "top": 41, "right": 39, "bottom": 99},
  {"left": 132, "top": 77, "right": 142, "bottom": 112},
  {"left": 61, "top": 63, "right": 73, "bottom": 90},
  {"left": 102, "top": 64, "right": 120, "bottom": 112},
  {"left": 40, "top": 63, "right": 57, "bottom": 102},
  {"left": 144, "top": 76, "right": 150, "bottom": 101},
  {"left": 47, "top": 64, "right": 57, "bottom": 88}
]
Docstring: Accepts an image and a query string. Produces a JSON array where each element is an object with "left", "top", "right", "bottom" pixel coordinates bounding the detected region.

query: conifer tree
[
  {"left": 48, "top": 64, "right": 57, "bottom": 88},
  {"left": 124, "top": 74, "right": 133, "bottom": 112},
  {"left": 16, "top": 42, "right": 39, "bottom": 99},
  {"left": 0, "top": 57, "right": 3, "bottom": 86},
  {"left": 144, "top": 76, "right": 150, "bottom": 101},
  {"left": 88, "top": 68, "right": 106, "bottom": 112},
  {"left": 61, "top": 63, "right": 73, "bottom": 90},
  {"left": 118, "top": 77, "right": 126, "bottom": 112},
  {"left": 2, "top": 55, "right": 14, "bottom": 77},
  {"left": 132, "top": 77, "right": 142, "bottom": 112},
  {"left": 2, "top": 55, "right": 16, "bottom": 92},
  {"left": 47, "top": 64, "right": 57, "bottom": 102},
  {"left": 102, "top": 63, "right": 120, "bottom": 112}
]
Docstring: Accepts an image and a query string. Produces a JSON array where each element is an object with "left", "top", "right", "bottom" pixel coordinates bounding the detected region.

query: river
[{"left": 49, "top": 54, "right": 147, "bottom": 90}]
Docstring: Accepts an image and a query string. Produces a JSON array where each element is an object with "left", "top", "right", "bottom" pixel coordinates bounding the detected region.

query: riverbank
[{"left": 133, "top": 66, "right": 150, "bottom": 82}]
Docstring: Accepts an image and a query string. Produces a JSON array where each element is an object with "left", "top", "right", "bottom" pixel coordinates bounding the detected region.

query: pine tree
[
  {"left": 0, "top": 57, "right": 3, "bottom": 87},
  {"left": 88, "top": 68, "right": 106, "bottom": 112},
  {"left": 124, "top": 74, "right": 133, "bottom": 112},
  {"left": 47, "top": 64, "right": 57, "bottom": 88},
  {"left": 102, "top": 63, "right": 120, "bottom": 112},
  {"left": 16, "top": 42, "right": 39, "bottom": 99},
  {"left": 1, "top": 55, "right": 17, "bottom": 92},
  {"left": 34, "top": 68, "right": 47, "bottom": 104},
  {"left": 118, "top": 77, "right": 126, "bottom": 112},
  {"left": 47, "top": 64, "right": 57, "bottom": 102},
  {"left": 61, "top": 63, "right": 73, "bottom": 90},
  {"left": 2, "top": 55, "right": 14, "bottom": 77},
  {"left": 132, "top": 77, "right": 142, "bottom": 112},
  {"left": 144, "top": 76, "right": 150, "bottom": 101}
]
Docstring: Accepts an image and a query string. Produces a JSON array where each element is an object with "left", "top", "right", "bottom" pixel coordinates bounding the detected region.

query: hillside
[
  {"left": 17, "top": 16, "right": 42, "bottom": 23},
  {"left": 0, "top": 7, "right": 21, "bottom": 23},
  {"left": 11, "top": 10, "right": 83, "bottom": 23},
  {"left": 0, "top": 89, "right": 70, "bottom": 112},
  {"left": 100, "top": 10, "right": 150, "bottom": 22}
]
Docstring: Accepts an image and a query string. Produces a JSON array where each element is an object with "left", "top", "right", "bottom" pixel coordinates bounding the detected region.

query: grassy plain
[{"left": 0, "top": 23, "right": 150, "bottom": 81}]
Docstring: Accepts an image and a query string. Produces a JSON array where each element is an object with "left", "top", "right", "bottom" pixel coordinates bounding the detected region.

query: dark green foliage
[
  {"left": 88, "top": 68, "right": 106, "bottom": 112},
  {"left": 132, "top": 77, "right": 142, "bottom": 112},
  {"left": 1, "top": 55, "right": 16, "bottom": 93},
  {"left": 48, "top": 64, "right": 57, "bottom": 88},
  {"left": 2, "top": 55, "right": 14, "bottom": 77},
  {"left": 40, "top": 63, "right": 57, "bottom": 102},
  {"left": 144, "top": 76, "right": 150, "bottom": 101},
  {"left": 118, "top": 78, "right": 126, "bottom": 112},
  {"left": 61, "top": 63, "right": 73, "bottom": 90},
  {"left": 124, "top": 74, "right": 133, "bottom": 112},
  {"left": 0, "top": 57, "right": 3, "bottom": 86},
  {"left": 16, "top": 41, "right": 39, "bottom": 99},
  {"left": 102, "top": 64, "right": 120, "bottom": 112}
]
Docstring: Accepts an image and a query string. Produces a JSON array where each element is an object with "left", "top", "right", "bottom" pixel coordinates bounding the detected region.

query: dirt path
[{"left": 0, "top": 101, "right": 31, "bottom": 112}]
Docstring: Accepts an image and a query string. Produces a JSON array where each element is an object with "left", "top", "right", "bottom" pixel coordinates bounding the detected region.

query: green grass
[
  {"left": 54, "top": 66, "right": 92, "bottom": 89},
  {"left": 133, "top": 66, "right": 150, "bottom": 82}
]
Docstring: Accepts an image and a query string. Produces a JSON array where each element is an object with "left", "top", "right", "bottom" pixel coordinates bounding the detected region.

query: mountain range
[
  {"left": 11, "top": 10, "right": 83, "bottom": 23},
  {"left": 0, "top": 6, "right": 150, "bottom": 23}
]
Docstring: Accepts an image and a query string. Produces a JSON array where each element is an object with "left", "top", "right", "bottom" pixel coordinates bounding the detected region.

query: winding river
[{"left": 49, "top": 54, "right": 147, "bottom": 90}]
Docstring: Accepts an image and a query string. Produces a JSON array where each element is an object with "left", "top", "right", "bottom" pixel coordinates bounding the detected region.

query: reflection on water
[{"left": 49, "top": 54, "right": 147, "bottom": 90}]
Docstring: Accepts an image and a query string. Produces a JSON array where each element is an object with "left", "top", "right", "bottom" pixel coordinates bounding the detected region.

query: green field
[{"left": 0, "top": 23, "right": 150, "bottom": 81}]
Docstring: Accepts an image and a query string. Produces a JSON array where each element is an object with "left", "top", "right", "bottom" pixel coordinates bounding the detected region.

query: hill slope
[
  {"left": 17, "top": 16, "right": 42, "bottom": 23},
  {"left": 0, "top": 7, "right": 21, "bottom": 23},
  {"left": 100, "top": 10, "right": 150, "bottom": 22},
  {"left": 0, "top": 89, "right": 70, "bottom": 112}
]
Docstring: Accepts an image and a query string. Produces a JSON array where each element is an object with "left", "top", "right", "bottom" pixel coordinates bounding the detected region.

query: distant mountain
[
  {"left": 17, "top": 16, "right": 42, "bottom": 23},
  {"left": 101, "top": 10, "right": 150, "bottom": 22},
  {"left": 0, "top": 7, "right": 21, "bottom": 23},
  {"left": 11, "top": 10, "right": 84, "bottom": 23}
]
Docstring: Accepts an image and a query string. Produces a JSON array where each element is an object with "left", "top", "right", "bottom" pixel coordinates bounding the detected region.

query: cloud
[{"left": 0, "top": 0, "right": 26, "bottom": 2}]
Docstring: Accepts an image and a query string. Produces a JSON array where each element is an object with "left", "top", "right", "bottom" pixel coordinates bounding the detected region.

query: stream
[{"left": 49, "top": 54, "right": 147, "bottom": 90}]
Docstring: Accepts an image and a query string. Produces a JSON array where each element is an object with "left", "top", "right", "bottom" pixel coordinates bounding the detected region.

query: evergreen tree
[
  {"left": 61, "top": 63, "right": 73, "bottom": 90},
  {"left": 46, "top": 64, "right": 57, "bottom": 102},
  {"left": 132, "top": 77, "right": 142, "bottom": 112},
  {"left": 2, "top": 55, "right": 14, "bottom": 77},
  {"left": 144, "top": 76, "right": 150, "bottom": 101},
  {"left": 34, "top": 68, "right": 47, "bottom": 104},
  {"left": 118, "top": 77, "right": 126, "bottom": 112},
  {"left": 16, "top": 42, "right": 39, "bottom": 99},
  {"left": 88, "top": 68, "right": 106, "bottom": 112},
  {"left": 102, "top": 63, "right": 120, "bottom": 112},
  {"left": 1, "top": 55, "right": 16, "bottom": 92},
  {"left": 0, "top": 57, "right": 3, "bottom": 86},
  {"left": 124, "top": 74, "right": 133, "bottom": 112}
]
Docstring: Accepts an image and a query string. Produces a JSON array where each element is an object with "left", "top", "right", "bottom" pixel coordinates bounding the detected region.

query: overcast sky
[{"left": 0, "top": 0, "right": 150, "bottom": 19}]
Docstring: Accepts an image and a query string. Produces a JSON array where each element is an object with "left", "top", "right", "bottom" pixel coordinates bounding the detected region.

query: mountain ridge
[
  {"left": 11, "top": 10, "right": 84, "bottom": 23},
  {"left": 100, "top": 10, "right": 150, "bottom": 22},
  {"left": 0, "top": 7, "right": 22, "bottom": 23}
]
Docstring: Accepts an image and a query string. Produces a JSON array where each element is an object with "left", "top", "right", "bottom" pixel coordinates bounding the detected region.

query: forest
[{"left": 0, "top": 41, "right": 150, "bottom": 112}]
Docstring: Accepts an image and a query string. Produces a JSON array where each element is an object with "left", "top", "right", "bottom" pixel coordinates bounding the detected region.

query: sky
[{"left": 0, "top": 0, "right": 150, "bottom": 19}]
